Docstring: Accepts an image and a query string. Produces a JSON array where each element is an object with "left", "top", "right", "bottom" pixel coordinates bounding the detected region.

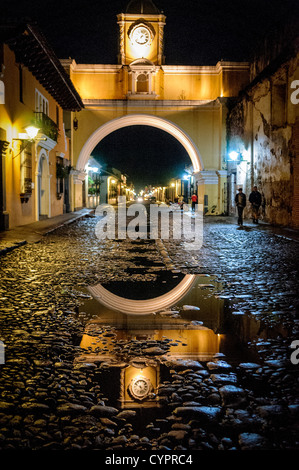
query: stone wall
[{"left": 227, "top": 46, "right": 299, "bottom": 226}]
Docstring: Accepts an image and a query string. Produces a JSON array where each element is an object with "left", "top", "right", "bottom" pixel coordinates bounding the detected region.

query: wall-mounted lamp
[
  {"left": 24, "top": 126, "right": 39, "bottom": 140},
  {"left": 14, "top": 126, "right": 48, "bottom": 143},
  {"left": 73, "top": 116, "right": 78, "bottom": 131},
  {"left": 228, "top": 150, "right": 239, "bottom": 161},
  {"left": 14, "top": 125, "right": 40, "bottom": 142},
  {"left": 86, "top": 165, "right": 100, "bottom": 173},
  {"left": 228, "top": 149, "right": 250, "bottom": 163},
  {"left": 12, "top": 126, "right": 47, "bottom": 159}
]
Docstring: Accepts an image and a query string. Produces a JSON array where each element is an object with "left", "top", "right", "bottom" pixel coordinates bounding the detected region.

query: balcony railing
[{"left": 34, "top": 112, "right": 59, "bottom": 142}]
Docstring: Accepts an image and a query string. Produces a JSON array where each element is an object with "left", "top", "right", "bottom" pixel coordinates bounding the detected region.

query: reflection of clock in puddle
[{"left": 128, "top": 374, "right": 153, "bottom": 401}]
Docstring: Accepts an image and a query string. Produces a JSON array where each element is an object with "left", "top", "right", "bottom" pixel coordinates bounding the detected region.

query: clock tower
[{"left": 117, "top": 0, "right": 166, "bottom": 66}]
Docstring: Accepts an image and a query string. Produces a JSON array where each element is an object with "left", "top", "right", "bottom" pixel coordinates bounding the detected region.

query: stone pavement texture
[
  {"left": 0, "top": 210, "right": 298, "bottom": 450},
  {"left": 0, "top": 209, "right": 94, "bottom": 255},
  {"left": 0, "top": 212, "right": 298, "bottom": 256}
]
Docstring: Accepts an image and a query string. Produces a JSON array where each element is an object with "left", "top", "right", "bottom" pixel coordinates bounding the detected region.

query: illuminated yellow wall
[
  {"left": 70, "top": 102, "right": 223, "bottom": 173},
  {"left": 65, "top": 5, "right": 249, "bottom": 215},
  {"left": 70, "top": 62, "right": 249, "bottom": 102},
  {"left": 1, "top": 45, "right": 70, "bottom": 228}
]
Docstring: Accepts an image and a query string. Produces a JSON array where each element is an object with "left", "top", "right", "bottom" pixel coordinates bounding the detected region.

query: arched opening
[
  {"left": 136, "top": 73, "right": 149, "bottom": 93},
  {"left": 37, "top": 150, "right": 50, "bottom": 220},
  {"left": 77, "top": 114, "right": 204, "bottom": 210},
  {"left": 77, "top": 114, "right": 203, "bottom": 173}
]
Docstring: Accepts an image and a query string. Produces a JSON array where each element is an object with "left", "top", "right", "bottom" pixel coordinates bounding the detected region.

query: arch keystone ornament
[{"left": 76, "top": 114, "right": 203, "bottom": 174}]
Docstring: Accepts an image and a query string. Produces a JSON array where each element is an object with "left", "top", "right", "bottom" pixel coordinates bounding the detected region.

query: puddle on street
[{"left": 76, "top": 271, "right": 261, "bottom": 409}]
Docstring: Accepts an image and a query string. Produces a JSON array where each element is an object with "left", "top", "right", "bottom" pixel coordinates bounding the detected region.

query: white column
[
  {"left": 131, "top": 72, "right": 136, "bottom": 94},
  {"left": 148, "top": 72, "right": 152, "bottom": 94}
]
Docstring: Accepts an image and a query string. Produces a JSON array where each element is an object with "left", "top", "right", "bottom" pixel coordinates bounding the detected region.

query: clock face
[
  {"left": 129, "top": 376, "right": 152, "bottom": 400},
  {"left": 131, "top": 26, "right": 151, "bottom": 45}
]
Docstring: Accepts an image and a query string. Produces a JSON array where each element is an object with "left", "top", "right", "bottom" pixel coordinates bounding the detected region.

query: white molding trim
[
  {"left": 70, "top": 169, "right": 86, "bottom": 184},
  {"left": 35, "top": 148, "right": 51, "bottom": 221},
  {"left": 82, "top": 99, "right": 215, "bottom": 108},
  {"left": 60, "top": 59, "right": 249, "bottom": 76},
  {"left": 76, "top": 114, "right": 203, "bottom": 173},
  {"left": 69, "top": 64, "right": 123, "bottom": 74},
  {"left": 36, "top": 134, "right": 57, "bottom": 151},
  {"left": 216, "top": 170, "right": 227, "bottom": 177},
  {"left": 197, "top": 170, "right": 219, "bottom": 185},
  {"left": 162, "top": 62, "right": 250, "bottom": 75}
]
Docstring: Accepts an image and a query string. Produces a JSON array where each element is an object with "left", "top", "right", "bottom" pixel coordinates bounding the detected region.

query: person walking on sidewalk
[
  {"left": 249, "top": 186, "right": 262, "bottom": 224},
  {"left": 191, "top": 193, "right": 198, "bottom": 212},
  {"left": 235, "top": 188, "right": 246, "bottom": 225}
]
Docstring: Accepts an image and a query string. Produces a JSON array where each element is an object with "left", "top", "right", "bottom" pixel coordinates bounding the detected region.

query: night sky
[
  {"left": 3, "top": 0, "right": 297, "bottom": 65},
  {"left": 92, "top": 126, "right": 191, "bottom": 190},
  {"left": 3, "top": 0, "right": 298, "bottom": 189}
]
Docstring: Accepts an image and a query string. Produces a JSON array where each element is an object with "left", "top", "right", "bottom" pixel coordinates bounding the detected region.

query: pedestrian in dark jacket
[
  {"left": 249, "top": 186, "right": 262, "bottom": 223},
  {"left": 235, "top": 188, "right": 246, "bottom": 225}
]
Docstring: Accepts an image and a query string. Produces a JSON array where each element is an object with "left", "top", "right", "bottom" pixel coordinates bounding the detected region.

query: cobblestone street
[{"left": 0, "top": 213, "right": 298, "bottom": 451}]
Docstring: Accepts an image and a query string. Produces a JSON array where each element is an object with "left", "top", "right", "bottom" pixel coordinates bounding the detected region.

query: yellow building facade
[
  {"left": 64, "top": 0, "right": 250, "bottom": 213},
  {"left": 0, "top": 22, "right": 83, "bottom": 230}
]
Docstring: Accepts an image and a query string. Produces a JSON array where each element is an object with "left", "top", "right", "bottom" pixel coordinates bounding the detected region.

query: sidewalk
[
  {"left": 0, "top": 209, "right": 95, "bottom": 256},
  {"left": 205, "top": 215, "right": 299, "bottom": 242}
]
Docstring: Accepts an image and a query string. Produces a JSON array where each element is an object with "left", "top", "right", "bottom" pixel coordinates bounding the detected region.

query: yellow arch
[{"left": 76, "top": 114, "right": 203, "bottom": 173}]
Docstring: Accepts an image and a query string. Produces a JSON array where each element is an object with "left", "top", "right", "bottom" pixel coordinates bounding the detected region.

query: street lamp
[
  {"left": 228, "top": 150, "right": 239, "bottom": 161},
  {"left": 228, "top": 149, "right": 250, "bottom": 163},
  {"left": 12, "top": 125, "right": 45, "bottom": 159},
  {"left": 14, "top": 125, "right": 40, "bottom": 142},
  {"left": 25, "top": 126, "right": 39, "bottom": 140}
]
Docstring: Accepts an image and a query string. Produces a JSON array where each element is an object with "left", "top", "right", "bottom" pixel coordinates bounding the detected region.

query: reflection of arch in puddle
[{"left": 88, "top": 274, "right": 197, "bottom": 315}]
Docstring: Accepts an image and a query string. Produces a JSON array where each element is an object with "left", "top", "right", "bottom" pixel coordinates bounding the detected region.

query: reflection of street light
[{"left": 111, "top": 179, "right": 116, "bottom": 184}]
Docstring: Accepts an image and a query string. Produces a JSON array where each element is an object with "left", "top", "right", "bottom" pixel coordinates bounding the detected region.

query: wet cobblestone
[{"left": 0, "top": 216, "right": 298, "bottom": 450}]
